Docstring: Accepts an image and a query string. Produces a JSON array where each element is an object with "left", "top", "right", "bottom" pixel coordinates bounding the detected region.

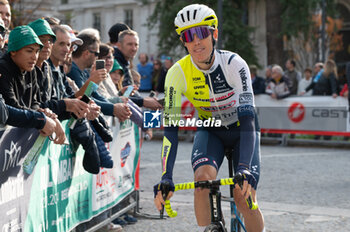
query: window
[
  {"left": 124, "top": 9, "right": 133, "bottom": 29},
  {"left": 61, "top": 0, "right": 68, "bottom": 4},
  {"left": 93, "top": 13, "right": 101, "bottom": 32}
]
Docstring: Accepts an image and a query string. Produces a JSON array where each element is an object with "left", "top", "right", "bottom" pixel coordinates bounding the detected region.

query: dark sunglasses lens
[{"left": 181, "top": 27, "right": 211, "bottom": 43}]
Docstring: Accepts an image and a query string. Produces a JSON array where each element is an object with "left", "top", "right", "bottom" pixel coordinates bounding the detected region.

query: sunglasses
[
  {"left": 88, "top": 50, "right": 100, "bottom": 57},
  {"left": 181, "top": 26, "right": 212, "bottom": 43}
]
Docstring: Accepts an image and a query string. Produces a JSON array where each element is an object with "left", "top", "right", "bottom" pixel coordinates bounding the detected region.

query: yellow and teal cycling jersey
[
  {"left": 160, "top": 50, "right": 257, "bottom": 181},
  {"left": 163, "top": 49, "right": 254, "bottom": 127}
]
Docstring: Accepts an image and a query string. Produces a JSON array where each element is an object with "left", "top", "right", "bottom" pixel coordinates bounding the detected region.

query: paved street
[{"left": 121, "top": 140, "right": 350, "bottom": 232}]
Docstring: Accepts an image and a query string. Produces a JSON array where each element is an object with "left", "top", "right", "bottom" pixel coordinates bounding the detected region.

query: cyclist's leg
[
  {"left": 191, "top": 128, "right": 225, "bottom": 226},
  {"left": 233, "top": 131, "right": 264, "bottom": 232}
]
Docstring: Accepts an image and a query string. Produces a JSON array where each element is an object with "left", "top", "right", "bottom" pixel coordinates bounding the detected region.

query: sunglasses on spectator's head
[{"left": 181, "top": 26, "right": 212, "bottom": 43}]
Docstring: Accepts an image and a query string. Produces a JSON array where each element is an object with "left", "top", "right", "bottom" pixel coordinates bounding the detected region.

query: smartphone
[
  {"left": 95, "top": 59, "right": 105, "bottom": 70},
  {"left": 149, "top": 90, "right": 156, "bottom": 97},
  {"left": 123, "top": 85, "right": 134, "bottom": 98},
  {"left": 72, "top": 95, "right": 90, "bottom": 119},
  {"left": 80, "top": 94, "right": 91, "bottom": 104}
]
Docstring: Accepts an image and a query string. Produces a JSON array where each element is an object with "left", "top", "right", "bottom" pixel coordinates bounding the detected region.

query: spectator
[
  {"left": 0, "top": 0, "right": 11, "bottom": 56},
  {"left": 250, "top": 64, "right": 265, "bottom": 95},
  {"left": 0, "top": 94, "right": 57, "bottom": 138},
  {"left": 156, "top": 56, "right": 173, "bottom": 93},
  {"left": 151, "top": 59, "right": 164, "bottom": 91},
  {"left": 110, "top": 59, "right": 124, "bottom": 92},
  {"left": 0, "top": 25, "right": 43, "bottom": 110},
  {"left": 48, "top": 25, "right": 102, "bottom": 174},
  {"left": 305, "top": 59, "right": 338, "bottom": 98},
  {"left": 43, "top": 16, "right": 60, "bottom": 27},
  {"left": 137, "top": 53, "right": 153, "bottom": 92},
  {"left": 97, "top": 43, "right": 121, "bottom": 99},
  {"left": 265, "top": 65, "right": 291, "bottom": 99},
  {"left": 114, "top": 29, "right": 138, "bottom": 86},
  {"left": 284, "top": 59, "right": 301, "bottom": 95},
  {"left": 297, "top": 68, "right": 313, "bottom": 96},
  {"left": 114, "top": 29, "right": 161, "bottom": 109},
  {"left": 28, "top": 18, "right": 66, "bottom": 144},
  {"left": 61, "top": 24, "right": 83, "bottom": 74},
  {"left": 108, "top": 22, "right": 130, "bottom": 46},
  {"left": 265, "top": 65, "right": 273, "bottom": 84}
]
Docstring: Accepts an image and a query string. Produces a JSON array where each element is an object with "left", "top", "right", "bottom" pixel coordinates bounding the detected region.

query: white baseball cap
[{"left": 61, "top": 24, "right": 83, "bottom": 46}]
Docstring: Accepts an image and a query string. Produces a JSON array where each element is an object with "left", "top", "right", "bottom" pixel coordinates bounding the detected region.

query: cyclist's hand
[
  {"left": 235, "top": 167, "right": 257, "bottom": 199},
  {"left": 153, "top": 179, "right": 175, "bottom": 211}
]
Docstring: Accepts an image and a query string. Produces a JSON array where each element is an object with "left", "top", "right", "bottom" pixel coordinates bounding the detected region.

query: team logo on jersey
[
  {"left": 239, "top": 93, "right": 253, "bottom": 104},
  {"left": 208, "top": 66, "right": 233, "bottom": 94}
]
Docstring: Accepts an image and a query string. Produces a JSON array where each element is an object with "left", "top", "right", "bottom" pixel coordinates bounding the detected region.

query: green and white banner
[{"left": 0, "top": 119, "right": 140, "bottom": 232}]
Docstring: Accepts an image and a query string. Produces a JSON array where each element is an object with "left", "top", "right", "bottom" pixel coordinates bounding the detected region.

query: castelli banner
[
  {"left": 254, "top": 95, "right": 349, "bottom": 132},
  {"left": 0, "top": 118, "right": 140, "bottom": 232}
]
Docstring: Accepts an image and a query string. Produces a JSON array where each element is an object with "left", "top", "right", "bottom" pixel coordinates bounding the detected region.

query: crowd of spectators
[
  {"left": 254, "top": 59, "right": 349, "bottom": 100},
  {"left": 0, "top": 0, "right": 168, "bottom": 230}
]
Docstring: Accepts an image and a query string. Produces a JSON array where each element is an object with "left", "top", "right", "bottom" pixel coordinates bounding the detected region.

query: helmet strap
[{"left": 204, "top": 32, "right": 216, "bottom": 65}]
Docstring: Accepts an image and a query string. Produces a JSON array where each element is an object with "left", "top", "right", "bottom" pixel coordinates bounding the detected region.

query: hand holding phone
[
  {"left": 123, "top": 86, "right": 134, "bottom": 98},
  {"left": 95, "top": 59, "right": 105, "bottom": 70}
]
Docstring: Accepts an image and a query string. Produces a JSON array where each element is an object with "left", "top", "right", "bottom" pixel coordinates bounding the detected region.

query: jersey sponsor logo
[
  {"left": 169, "top": 86, "right": 175, "bottom": 108},
  {"left": 194, "top": 85, "right": 205, "bottom": 89},
  {"left": 192, "top": 76, "right": 203, "bottom": 82},
  {"left": 237, "top": 105, "right": 255, "bottom": 117},
  {"left": 200, "top": 100, "right": 236, "bottom": 112},
  {"left": 239, "top": 67, "right": 248, "bottom": 91},
  {"left": 193, "top": 91, "right": 234, "bottom": 102},
  {"left": 194, "top": 90, "right": 205, "bottom": 95},
  {"left": 192, "top": 158, "right": 209, "bottom": 169},
  {"left": 239, "top": 93, "right": 253, "bottom": 104}
]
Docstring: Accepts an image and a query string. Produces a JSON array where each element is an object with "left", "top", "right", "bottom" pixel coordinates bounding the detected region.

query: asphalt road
[{"left": 120, "top": 140, "right": 350, "bottom": 232}]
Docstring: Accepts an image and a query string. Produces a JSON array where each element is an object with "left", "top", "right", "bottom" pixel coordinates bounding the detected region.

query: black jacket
[
  {"left": 252, "top": 76, "right": 266, "bottom": 95},
  {"left": 113, "top": 47, "right": 134, "bottom": 86},
  {"left": 0, "top": 53, "right": 40, "bottom": 110},
  {"left": 306, "top": 72, "right": 338, "bottom": 96}
]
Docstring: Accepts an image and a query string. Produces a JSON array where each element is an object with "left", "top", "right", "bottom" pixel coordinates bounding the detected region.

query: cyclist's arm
[
  {"left": 160, "top": 64, "right": 186, "bottom": 182},
  {"left": 227, "top": 54, "right": 256, "bottom": 169}
]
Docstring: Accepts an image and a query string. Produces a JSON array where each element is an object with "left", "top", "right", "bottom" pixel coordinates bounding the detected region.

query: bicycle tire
[{"left": 204, "top": 224, "right": 226, "bottom": 232}]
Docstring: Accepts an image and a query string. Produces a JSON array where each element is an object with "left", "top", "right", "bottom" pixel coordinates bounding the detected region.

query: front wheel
[{"left": 204, "top": 224, "right": 226, "bottom": 232}]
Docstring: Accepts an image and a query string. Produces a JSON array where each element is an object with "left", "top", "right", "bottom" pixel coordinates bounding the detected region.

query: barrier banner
[
  {"left": 255, "top": 95, "right": 349, "bottom": 132},
  {"left": 0, "top": 119, "right": 140, "bottom": 232}
]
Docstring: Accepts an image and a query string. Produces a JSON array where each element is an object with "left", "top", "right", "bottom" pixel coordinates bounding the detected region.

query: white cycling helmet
[{"left": 174, "top": 4, "right": 218, "bottom": 35}]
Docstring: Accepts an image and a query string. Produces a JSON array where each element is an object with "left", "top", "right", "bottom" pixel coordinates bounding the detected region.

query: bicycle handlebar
[{"left": 164, "top": 177, "right": 258, "bottom": 218}]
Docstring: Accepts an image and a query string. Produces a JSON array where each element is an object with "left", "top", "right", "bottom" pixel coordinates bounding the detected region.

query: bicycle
[{"left": 160, "top": 149, "right": 258, "bottom": 232}]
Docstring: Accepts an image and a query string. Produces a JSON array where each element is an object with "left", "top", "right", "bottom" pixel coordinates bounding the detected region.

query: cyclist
[{"left": 154, "top": 4, "right": 264, "bottom": 232}]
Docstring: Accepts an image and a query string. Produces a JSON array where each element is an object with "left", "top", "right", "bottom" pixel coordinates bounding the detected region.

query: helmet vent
[
  {"left": 205, "top": 16, "right": 215, "bottom": 21},
  {"left": 193, "top": 9, "right": 197, "bottom": 19},
  {"left": 180, "top": 13, "right": 185, "bottom": 23},
  {"left": 187, "top": 10, "right": 190, "bottom": 21}
]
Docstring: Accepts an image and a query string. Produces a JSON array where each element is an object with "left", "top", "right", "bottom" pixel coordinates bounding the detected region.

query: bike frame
[{"left": 225, "top": 148, "right": 246, "bottom": 232}]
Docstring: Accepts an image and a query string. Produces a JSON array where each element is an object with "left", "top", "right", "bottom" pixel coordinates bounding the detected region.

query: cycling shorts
[{"left": 191, "top": 124, "right": 261, "bottom": 186}]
